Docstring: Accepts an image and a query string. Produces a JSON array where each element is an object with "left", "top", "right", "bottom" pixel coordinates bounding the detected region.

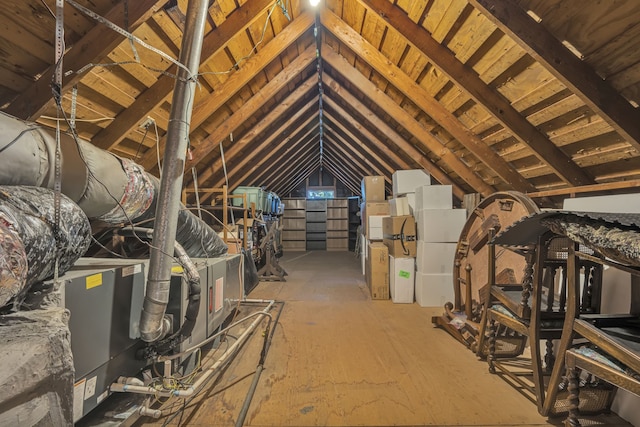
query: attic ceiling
[{"left": 2, "top": 0, "right": 640, "bottom": 206}]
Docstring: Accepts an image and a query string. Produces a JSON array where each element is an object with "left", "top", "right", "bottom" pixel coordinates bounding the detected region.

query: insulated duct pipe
[
  {"left": 0, "top": 186, "right": 91, "bottom": 307},
  {"left": 142, "top": 0, "right": 209, "bottom": 343},
  {"left": 0, "top": 113, "right": 227, "bottom": 258}
]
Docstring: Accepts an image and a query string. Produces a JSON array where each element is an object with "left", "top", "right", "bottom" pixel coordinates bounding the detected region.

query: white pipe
[
  {"left": 110, "top": 302, "right": 274, "bottom": 398},
  {"left": 158, "top": 301, "right": 274, "bottom": 362}
]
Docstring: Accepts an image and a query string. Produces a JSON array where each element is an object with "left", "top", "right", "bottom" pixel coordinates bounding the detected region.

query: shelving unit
[
  {"left": 306, "top": 199, "right": 327, "bottom": 250},
  {"left": 348, "top": 197, "right": 360, "bottom": 252},
  {"left": 327, "top": 198, "right": 349, "bottom": 251},
  {"left": 281, "top": 198, "right": 306, "bottom": 251}
]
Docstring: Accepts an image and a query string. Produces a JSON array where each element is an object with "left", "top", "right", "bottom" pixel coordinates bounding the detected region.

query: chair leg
[
  {"left": 544, "top": 339, "right": 555, "bottom": 373},
  {"left": 488, "top": 317, "right": 496, "bottom": 373},
  {"left": 567, "top": 366, "right": 581, "bottom": 427}
]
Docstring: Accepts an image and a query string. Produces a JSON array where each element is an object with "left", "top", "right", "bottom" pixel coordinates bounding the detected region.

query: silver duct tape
[
  {"left": 0, "top": 216, "right": 28, "bottom": 307},
  {"left": 0, "top": 186, "right": 91, "bottom": 308},
  {"left": 96, "top": 159, "right": 154, "bottom": 223}
]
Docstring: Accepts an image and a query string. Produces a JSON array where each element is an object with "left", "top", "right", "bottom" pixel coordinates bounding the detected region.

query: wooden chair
[
  {"left": 486, "top": 230, "right": 604, "bottom": 417},
  {"left": 564, "top": 246, "right": 640, "bottom": 426}
]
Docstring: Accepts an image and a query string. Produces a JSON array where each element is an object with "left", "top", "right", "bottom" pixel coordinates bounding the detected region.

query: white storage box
[
  {"left": 415, "top": 185, "right": 453, "bottom": 210},
  {"left": 416, "top": 208, "right": 466, "bottom": 243},
  {"left": 562, "top": 193, "right": 640, "bottom": 213},
  {"left": 417, "top": 242, "right": 457, "bottom": 274},
  {"left": 392, "top": 169, "right": 431, "bottom": 197},
  {"left": 368, "top": 215, "right": 389, "bottom": 240},
  {"left": 389, "top": 256, "right": 415, "bottom": 304},
  {"left": 415, "top": 273, "right": 454, "bottom": 307},
  {"left": 389, "top": 197, "right": 410, "bottom": 216},
  {"left": 406, "top": 193, "right": 415, "bottom": 214}
]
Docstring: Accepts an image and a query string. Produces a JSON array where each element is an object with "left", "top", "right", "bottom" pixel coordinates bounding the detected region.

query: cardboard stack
[
  {"left": 361, "top": 176, "right": 390, "bottom": 295},
  {"left": 414, "top": 185, "right": 465, "bottom": 307}
]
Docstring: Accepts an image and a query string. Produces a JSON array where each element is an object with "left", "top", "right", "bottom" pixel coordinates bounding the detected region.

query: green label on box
[{"left": 398, "top": 270, "right": 410, "bottom": 279}]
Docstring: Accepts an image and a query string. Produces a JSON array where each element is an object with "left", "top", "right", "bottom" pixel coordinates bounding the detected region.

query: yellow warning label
[{"left": 86, "top": 273, "right": 103, "bottom": 290}]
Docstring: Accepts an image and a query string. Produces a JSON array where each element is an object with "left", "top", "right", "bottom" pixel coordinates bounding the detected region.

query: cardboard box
[
  {"left": 415, "top": 185, "right": 453, "bottom": 210},
  {"left": 361, "top": 176, "right": 385, "bottom": 202},
  {"left": 417, "top": 242, "right": 457, "bottom": 274},
  {"left": 392, "top": 169, "right": 431, "bottom": 197},
  {"left": 389, "top": 197, "right": 410, "bottom": 216},
  {"left": 390, "top": 256, "right": 415, "bottom": 303},
  {"left": 382, "top": 215, "right": 417, "bottom": 257},
  {"left": 415, "top": 273, "right": 454, "bottom": 307},
  {"left": 416, "top": 208, "right": 466, "bottom": 243},
  {"left": 366, "top": 242, "right": 389, "bottom": 300}
]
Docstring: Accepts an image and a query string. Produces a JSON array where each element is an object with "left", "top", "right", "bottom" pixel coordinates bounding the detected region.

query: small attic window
[{"left": 307, "top": 187, "right": 335, "bottom": 199}]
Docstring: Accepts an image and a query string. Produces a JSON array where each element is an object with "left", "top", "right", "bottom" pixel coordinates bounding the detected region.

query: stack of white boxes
[
  {"left": 414, "top": 184, "right": 466, "bottom": 307},
  {"left": 386, "top": 170, "right": 431, "bottom": 303}
]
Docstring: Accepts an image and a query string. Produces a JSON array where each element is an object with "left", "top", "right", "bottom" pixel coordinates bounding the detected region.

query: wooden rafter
[
  {"left": 322, "top": 9, "right": 525, "bottom": 193},
  {"left": 358, "top": 0, "right": 589, "bottom": 188},
  {"left": 323, "top": 46, "right": 492, "bottom": 196},
  {"left": 6, "top": 0, "right": 165, "bottom": 120},
  {"left": 322, "top": 76, "right": 468, "bottom": 198},
  {"left": 254, "top": 136, "right": 319, "bottom": 189},
  {"left": 139, "top": 10, "right": 315, "bottom": 171},
  {"left": 210, "top": 103, "right": 318, "bottom": 190},
  {"left": 247, "top": 132, "right": 319, "bottom": 188},
  {"left": 469, "top": 0, "right": 640, "bottom": 153},
  {"left": 192, "top": 74, "right": 318, "bottom": 190},
  {"left": 92, "top": 0, "right": 276, "bottom": 152}
]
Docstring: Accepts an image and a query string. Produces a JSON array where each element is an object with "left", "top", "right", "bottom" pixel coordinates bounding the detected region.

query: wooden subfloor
[{"left": 137, "top": 251, "right": 631, "bottom": 427}]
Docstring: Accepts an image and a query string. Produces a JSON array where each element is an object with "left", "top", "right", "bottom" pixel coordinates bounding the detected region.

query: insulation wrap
[
  {"left": 0, "top": 186, "right": 91, "bottom": 307},
  {"left": 96, "top": 159, "right": 154, "bottom": 223}
]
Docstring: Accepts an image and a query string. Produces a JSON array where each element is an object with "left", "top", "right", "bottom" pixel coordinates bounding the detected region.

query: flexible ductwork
[
  {"left": 0, "top": 186, "right": 91, "bottom": 308},
  {"left": 0, "top": 111, "right": 227, "bottom": 258}
]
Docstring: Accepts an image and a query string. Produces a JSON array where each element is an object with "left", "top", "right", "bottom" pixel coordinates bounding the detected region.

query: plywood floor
[{"left": 136, "top": 251, "right": 631, "bottom": 427}]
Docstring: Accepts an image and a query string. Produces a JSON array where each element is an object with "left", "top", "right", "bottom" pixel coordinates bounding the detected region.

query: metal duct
[
  {"left": 141, "top": 0, "right": 210, "bottom": 343},
  {"left": 0, "top": 186, "right": 91, "bottom": 308}
]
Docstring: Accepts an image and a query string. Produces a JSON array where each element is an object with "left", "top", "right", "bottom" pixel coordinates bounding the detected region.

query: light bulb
[{"left": 310, "top": 0, "right": 320, "bottom": 6}]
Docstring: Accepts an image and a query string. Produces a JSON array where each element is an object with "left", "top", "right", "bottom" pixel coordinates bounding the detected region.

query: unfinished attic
[{"left": 3, "top": 0, "right": 640, "bottom": 425}]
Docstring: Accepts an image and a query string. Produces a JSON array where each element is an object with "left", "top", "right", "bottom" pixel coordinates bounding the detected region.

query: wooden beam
[
  {"left": 5, "top": 0, "right": 166, "bottom": 120},
  {"left": 468, "top": 0, "right": 640, "bottom": 153},
  {"left": 193, "top": 76, "right": 318, "bottom": 189},
  {"left": 358, "top": 0, "right": 575, "bottom": 189},
  {"left": 91, "top": 0, "right": 276, "bottom": 152},
  {"left": 323, "top": 47, "right": 489, "bottom": 198},
  {"left": 322, "top": 108, "right": 401, "bottom": 175},
  {"left": 322, "top": 78, "right": 468, "bottom": 195},
  {"left": 248, "top": 131, "right": 319, "bottom": 189},
  {"left": 273, "top": 147, "right": 320, "bottom": 195},
  {"left": 320, "top": 155, "right": 358, "bottom": 188},
  {"left": 321, "top": 10, "right": 532, "bottom": 192},
  {"left": 253, "top": 137, "right": 318, "bottom": 191},
  {"left": 211, "top": 104, "right": 318, "bottom": 189},
  {"left": 322, "top": 158, "right": 361, "bottom": 195},
  {"left": 140, "top": 10, "right": 315, "bottom": 169},
  {"left": 185, "top": 46, "right": 316, "bottom": 170},
  {"left": 323, "top": 124, "right": 399, "bottom": 179},
  {"left": 323, "top": 138, "right": 387, "bottom": 189},
  {"left": 527, "top": 179, "right": 640, "bottom": 198},
  {"left": 322, "top": 130, "right": 392, "bottom": 182}
]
